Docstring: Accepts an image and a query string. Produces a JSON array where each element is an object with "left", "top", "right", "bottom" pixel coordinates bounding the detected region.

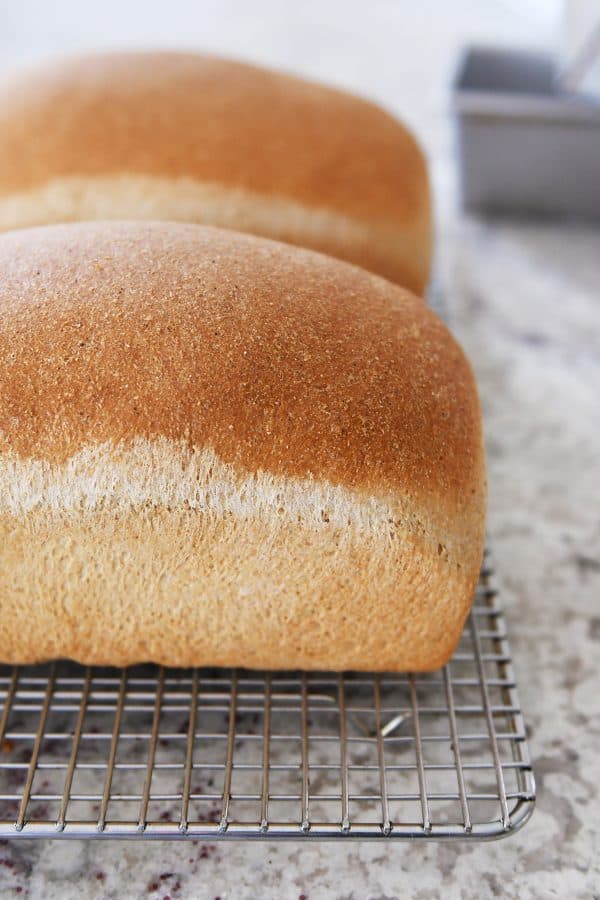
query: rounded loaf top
[
  {"left": 0, "top": 51, "right": 431, "bottom": 293},
  {"left": 0, "top": 220, "right": 483, "bottom": 526}
]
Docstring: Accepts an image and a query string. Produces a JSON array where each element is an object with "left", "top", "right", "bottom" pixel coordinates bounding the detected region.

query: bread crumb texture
[{"left": 0, "top": 221, "right": 485, "bottom": 670}]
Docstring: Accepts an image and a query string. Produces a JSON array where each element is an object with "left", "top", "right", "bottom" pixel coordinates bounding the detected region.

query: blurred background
[
  {"left": 2, "top": 1, "right": 599, "bottom": 232},
  {"left": 0, "top": 1, "right": 598, "bottom": 898},
  {"left": 0, "top": 0, "right": 571, "bottom": 222}
]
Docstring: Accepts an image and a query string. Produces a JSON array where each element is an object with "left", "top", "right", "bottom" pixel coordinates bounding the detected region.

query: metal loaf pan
[{"left": 453, "top": 45, "right": 600, "bottom": 218}]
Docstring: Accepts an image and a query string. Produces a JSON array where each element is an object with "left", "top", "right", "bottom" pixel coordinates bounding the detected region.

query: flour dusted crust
[
  {"left": 0, "top": 221, "right": 485, "bottom": 670},
  {"left": 0, "top": 52, "right": 431, "bottom": 293}
]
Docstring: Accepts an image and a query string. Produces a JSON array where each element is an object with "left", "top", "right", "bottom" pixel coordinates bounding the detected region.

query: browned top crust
[
  {"left": 0, "top": 51, "right": 428, "bottom": 228},
  {"left": 0, "top": 221, "right": 483, "bottom": 518}
]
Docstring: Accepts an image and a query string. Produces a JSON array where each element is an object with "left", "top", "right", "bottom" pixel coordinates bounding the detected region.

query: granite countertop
[{"left": 0, "top": 2, "right": 599, "bottom": 897}]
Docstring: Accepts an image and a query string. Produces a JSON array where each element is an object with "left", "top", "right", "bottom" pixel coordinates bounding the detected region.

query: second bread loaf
[{"left": 0, "top": 52, "right": 431, "bottom": 293}]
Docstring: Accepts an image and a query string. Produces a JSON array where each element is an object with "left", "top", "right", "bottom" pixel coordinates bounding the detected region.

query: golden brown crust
[
  {"left": 0, "top": 221, "right": 480, "bottom": 509},
  {"left": 0, "top": 52, "right": 431, "bottom": 292},
  {"left": 0, "top": 221, "right": 485, "bottom": 671}
]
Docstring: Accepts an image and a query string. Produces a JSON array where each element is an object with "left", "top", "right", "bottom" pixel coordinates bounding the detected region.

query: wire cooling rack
[{"left": 0, "top": 553, "right": 535, "bottom": 841}]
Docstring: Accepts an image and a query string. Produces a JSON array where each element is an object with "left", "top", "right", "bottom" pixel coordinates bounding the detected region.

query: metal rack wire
[{"left": 0, "top": 553, "right": 535, "bottom": 841}]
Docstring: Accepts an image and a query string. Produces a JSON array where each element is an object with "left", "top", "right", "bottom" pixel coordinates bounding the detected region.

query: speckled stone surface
[{"left": 1, "top": 1, "right": 599, "bottom": 897}]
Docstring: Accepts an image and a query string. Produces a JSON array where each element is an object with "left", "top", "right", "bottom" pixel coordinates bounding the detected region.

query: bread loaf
[
  {"left": 0, "top": 221, "right": 484, "bottom": 671},
  {"left": 0, "top": 52, "right": 431, "bottom": 294}
]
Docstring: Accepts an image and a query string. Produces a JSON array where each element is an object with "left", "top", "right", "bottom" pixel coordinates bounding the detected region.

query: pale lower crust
[
  {"left": 0, "top": 507, "right": 474, "bottom": 671},
  {"left": 0, "top": 174, "right": 430, "bottom": 293},
  {"left": 0, "top": 439, "right": 483, "bottom": 671}
]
